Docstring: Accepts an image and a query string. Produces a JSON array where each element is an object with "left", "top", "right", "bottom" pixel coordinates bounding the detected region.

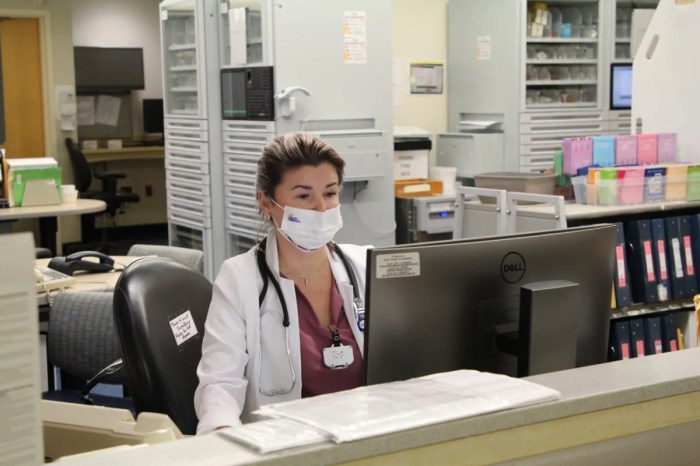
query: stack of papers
[
  {"left": 219, "top": 419, "right": 330, "bottom": 454},
  {"left": 253, "top": 370, "right": 561, "bottom": 445}
]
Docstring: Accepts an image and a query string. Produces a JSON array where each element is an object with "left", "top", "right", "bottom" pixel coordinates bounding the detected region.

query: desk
[
  {"left": 50, "top": 349, "right": 700, "bottom": 465},
  {"left": 83, "top": 146, "right": 165, "bottom": 163},
  {"left": 0, "top": 199, "right": 106, "bottom": 254},
  {"left": 36, "top": 255, "right": 142, "bottom": 297}
]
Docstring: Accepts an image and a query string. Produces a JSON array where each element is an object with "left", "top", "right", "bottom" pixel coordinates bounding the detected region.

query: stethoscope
[{"left": 255, "top": 237, "right": 364, "bottom": 396}]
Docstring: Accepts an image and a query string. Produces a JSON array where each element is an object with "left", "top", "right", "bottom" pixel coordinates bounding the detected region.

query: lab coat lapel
[{"left": 328, "top": 247, "right": 365, "bottom": 356}]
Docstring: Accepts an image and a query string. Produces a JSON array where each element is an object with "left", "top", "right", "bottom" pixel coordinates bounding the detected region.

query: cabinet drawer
[
  {"left": 224, "top": 175, "right": 256, "bottom": 194},
  {"left": 222, "top": 120, "right": 275, "bottom": 133},
  {"left": 520, "top": 110, "right": 607, "bottom": 125},
  {"left": 223, "top": 141, "right": 265, "bottom": 157},
  {"left": 166, "top": 146, "right": 209, "bottom": 165},
  {"left": 519, "top": 127, "right": 606, "bottom": 145},
  {"left": 226, "top": 204, "right": 260, "bottom": 222},
  {"left": 608, "top": 110, "right": 632, "bottom": 122},
  {"left": 223, "top": 130, "right": 275, "bottom": 146},
  {"left": 166, "top": 159, "right": 210, "bottom": 175},
  {"left": 520, "top": 122, "right": 607, "bottom": 137},
  {"left": 165, "top": 118, "right": 208, "bottom": 132},
  {"left": 167, "top": 177, "right": 211, "bottom": 198},
  {"left": 520, "top": 153, "right": 555, "bottom": 172},
  {"left": 224, "top": 162, "right": 257, "bottom": 185},
  {"left": 168, "top": 190, "right": 211, "bottom": 210},
  {"left": 225, "top": 193, "right": 258, "bottom": 211},
  {"left": 166, "top": 139, "right": 209, "bottom": 156},
  {"left": 168, "top": 199, "right": 211, "bottom": 221},
  {"left": 168, "top": 206, "right": 212, "bottom": 229},
  {"left": 224, "top": 151, "right": 260, "bottom": 166},
  {"left": 165, "top": 127, "right": 208, "bottom": 142},
  {"left": 167, "top": 168, "right": 211, "bottom": 187}
]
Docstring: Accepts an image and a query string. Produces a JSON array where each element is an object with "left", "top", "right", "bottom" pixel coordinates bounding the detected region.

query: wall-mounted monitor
[
  {"left": 610, "top": 63, "right": 632, "bottom": 110},
  {"left": 221, "top": 66, "right": 274, "bottom": 121},
  {"left": 74, "top": 47, "right": 145, "bottom": 94}
]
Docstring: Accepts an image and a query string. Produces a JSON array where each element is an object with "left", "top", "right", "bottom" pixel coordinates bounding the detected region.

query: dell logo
[{"left": 501, "top": 252, "right": 526, "bottom": 284}]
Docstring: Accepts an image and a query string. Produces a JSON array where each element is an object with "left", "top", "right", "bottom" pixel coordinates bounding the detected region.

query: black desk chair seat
[
  {"left": 113, "top": 257, "right": 212, "bottom": 435},
  {"left": 43, "top": 291, "right": 134, "bottom": 413}
]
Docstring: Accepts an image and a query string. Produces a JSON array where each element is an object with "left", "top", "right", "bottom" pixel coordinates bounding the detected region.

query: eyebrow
[{"left": 290, "top": 182, "right": 339, "bottom": 190}]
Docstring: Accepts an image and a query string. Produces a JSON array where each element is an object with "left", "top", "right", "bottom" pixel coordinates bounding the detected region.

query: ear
[{"left": 258, "top": 193, "right": 273, "bottom": 218}]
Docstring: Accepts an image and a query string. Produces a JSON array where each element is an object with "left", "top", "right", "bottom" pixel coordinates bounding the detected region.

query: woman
[{"left": 194, "top": 133, "right": 369, "bottom": 434}]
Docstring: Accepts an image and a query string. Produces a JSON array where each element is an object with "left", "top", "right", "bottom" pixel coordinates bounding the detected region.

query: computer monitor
[
  {"left": 364, "top": 224, "right": 616, "bottom": 385},
  {"left": 142, "top": 98, "right": 164, "bottom": 135},
  {"left": 610, "top": 63, "right": 632, "bottom": 110}
]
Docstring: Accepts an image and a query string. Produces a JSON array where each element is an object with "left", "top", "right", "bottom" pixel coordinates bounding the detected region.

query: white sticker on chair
[{"left": 169, "top": 310, "right": 198, "bottom": 346}]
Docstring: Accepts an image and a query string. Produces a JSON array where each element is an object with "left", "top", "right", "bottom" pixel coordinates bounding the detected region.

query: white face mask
[{"left": 270, "top": 198, "right": 343, "bottom": 253}]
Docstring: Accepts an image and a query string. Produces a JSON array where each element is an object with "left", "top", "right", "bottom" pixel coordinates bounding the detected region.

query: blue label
[{"left": 288, "top": 215, "right": 301, "bottom": 223}]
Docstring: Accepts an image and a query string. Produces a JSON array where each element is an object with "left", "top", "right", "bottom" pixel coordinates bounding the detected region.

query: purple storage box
[
  {"left": 562, "top": 137, "right": 593, "bottom": 175},
  {"left": 637, "top": 134, "right": 658, "bottom": 165},
  {"left": 615, "top": 135, "right": 637, "bottom": 166},
  {"left": 657, "top": 133, "right": 677, "bottom": 163}
]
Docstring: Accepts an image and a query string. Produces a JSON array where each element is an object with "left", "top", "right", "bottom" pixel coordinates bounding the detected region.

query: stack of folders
[
  {"left": 608, "top": 214, "right": 700, "bottom": 361},
  {"left": 5, "top": 158, "right": 62, "bottom": 207},
  {"left": 613, "top": 215, "right": 700, "bottom": 309},
  {"left": 609, "top": 313, "right": 681, "bottom": 361}
]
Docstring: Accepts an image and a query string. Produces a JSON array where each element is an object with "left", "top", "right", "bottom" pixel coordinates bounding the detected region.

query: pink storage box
[
  {"left": 657, "top": 133, "right": 677, "bottom": 163},
  {"left": 617, "top": 166, "right": 645, "bottom": 205},
  {"left": 562, "top": 137, "right": 593, "bottom": 175},
  {"left": 615, "top": 135, "right": 637, "bottom": 166},
  {"left": 637, "top": 134, "right": 658, "bottom": 165}
]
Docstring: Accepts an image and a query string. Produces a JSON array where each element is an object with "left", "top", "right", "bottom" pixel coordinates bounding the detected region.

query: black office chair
[
  {"left": 64, "top": 137, "right": 140, "bottom": 250},
  {"left": 43, "top": 291, "right": 134, "bottom": 412},
  {"left": 113, "top": 257, "right": 212, "bottom": 435}
]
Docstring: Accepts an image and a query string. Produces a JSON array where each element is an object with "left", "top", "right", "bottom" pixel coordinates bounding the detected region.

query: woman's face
[{"left": 260, "top": 162, "right": 340, "bottom": 224}]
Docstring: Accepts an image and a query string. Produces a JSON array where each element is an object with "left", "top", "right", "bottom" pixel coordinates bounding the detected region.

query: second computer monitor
[
  {"left": 364, "top": 224, "right": 616, "bottom": 385},
  {"left": 142, "top": 98, "right": 164, "bottom": 135}
]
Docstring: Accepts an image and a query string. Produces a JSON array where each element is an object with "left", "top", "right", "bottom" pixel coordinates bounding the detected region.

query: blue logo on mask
[{"left": 288, "top": 215, "right": 301, "bottom": 223}]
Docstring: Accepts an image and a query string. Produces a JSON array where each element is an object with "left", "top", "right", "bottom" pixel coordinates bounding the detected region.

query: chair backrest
[
  {"left": 113, "top": 257, "right": 213, "bottom": 435},
  {"left": 49, "top": 292, "right": 124, "bottom": 384},
  {"left": 126, "top": 244, "right": 205, "bottom": 273},
  {"left": 64, "top": 137, "right": 92, "bottom": 192}
]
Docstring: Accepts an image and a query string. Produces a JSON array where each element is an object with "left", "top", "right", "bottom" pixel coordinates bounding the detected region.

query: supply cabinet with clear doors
[
  {"left": 160, "top": 0, "right": 226, "bottom": 279},
  {"left": 446, "top": 0, "right": 658, "bottom": 174},
  {"left": 218, "top": 0, "right": 395, "bottom": 257}
]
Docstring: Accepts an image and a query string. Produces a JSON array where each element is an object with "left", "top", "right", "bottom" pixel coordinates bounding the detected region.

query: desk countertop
[
  {"left": 36, "top": 256, "right": 143, "bottom": 306},
  {"left": 517, "top": 199, "right": 700, "bottom": 221},
  {"left": 0, "top": 199, "right": 105, "bottom": 221},
  {"left": 83, "top": 146, "right": 165, "bottom": 163},
  {"left": 53, "top": 348, "right": 700, "bottom": 466}
]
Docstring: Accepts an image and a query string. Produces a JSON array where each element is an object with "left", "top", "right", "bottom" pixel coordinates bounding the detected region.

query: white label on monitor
[
  {"left": 170, "top": 310, "right": 199, "bottom": 346},
  {"left": 376, "top": 253, "right": 420, "bottom": 278}
]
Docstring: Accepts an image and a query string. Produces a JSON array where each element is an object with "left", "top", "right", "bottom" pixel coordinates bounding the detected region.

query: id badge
[{"left": 322, "top": 344, "right": 354, "bottom": 369}]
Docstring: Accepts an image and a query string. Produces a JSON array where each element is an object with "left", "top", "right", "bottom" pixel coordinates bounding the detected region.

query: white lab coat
[{"left": 194, "top": 233, "right": 369, "bottom": 434}]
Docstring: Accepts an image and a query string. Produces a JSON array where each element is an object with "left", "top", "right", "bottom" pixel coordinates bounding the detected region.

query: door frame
[{"left": 0, "top": 9, "right": 55, "bottom": 158}]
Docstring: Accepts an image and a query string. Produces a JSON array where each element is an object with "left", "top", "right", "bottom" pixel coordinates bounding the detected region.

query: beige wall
[
  {"left": 0, "top": 0, "right": 78, "bottom": 247},
  {"left": 71, "top": 0, "right": 166, "bottom": 228},
  {"left": 392, "top": 0, "right": 448, "bottom": 165}
]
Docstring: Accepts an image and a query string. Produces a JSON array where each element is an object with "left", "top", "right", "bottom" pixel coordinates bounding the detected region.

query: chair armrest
[
  {"left": 81, "top": 359, "right": 124, "bottom": 404},
  {"left": 94, "top": 171, "right": 126, "bottom": 181}
]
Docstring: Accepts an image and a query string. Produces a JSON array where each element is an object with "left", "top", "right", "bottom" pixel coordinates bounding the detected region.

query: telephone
[
  {"left": 47, "top": 251, "right": 115, "bottom": 276},
  {"left": 35, "top": 265, "right": 76, "bottom": 293}
]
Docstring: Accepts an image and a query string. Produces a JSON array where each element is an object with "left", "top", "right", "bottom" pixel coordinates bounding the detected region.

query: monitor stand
[{"left": 494, "top": 280, "right": 580, "bottom": 377}]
